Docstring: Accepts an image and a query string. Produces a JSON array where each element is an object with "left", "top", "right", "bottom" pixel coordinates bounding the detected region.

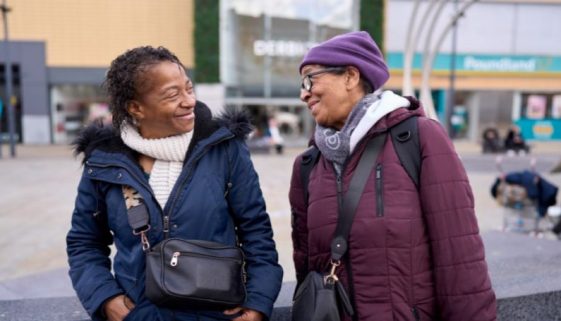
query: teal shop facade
[
  {"left": 385, "top": 1, "right": 561, "bottom": 142},
  {"left": 385, "top": 52, "right": 561, "bottom": 141}
]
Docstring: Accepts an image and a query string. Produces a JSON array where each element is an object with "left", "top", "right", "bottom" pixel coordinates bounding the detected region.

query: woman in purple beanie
[{"left": 289, "top": 31, "right": 496, "bottom": 321}]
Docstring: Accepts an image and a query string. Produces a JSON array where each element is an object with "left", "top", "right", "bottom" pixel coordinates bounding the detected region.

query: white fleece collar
[{"left": 349, "top": 90, "right": 410, "bottom": 153}]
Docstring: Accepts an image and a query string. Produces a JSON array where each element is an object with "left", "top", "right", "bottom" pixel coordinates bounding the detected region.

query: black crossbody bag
[
  {"left": 292, "top": 133, "right": 387, "bottom": 321},
  {"left": 123, "top": 184, "right": 246, "bottom": 310}
]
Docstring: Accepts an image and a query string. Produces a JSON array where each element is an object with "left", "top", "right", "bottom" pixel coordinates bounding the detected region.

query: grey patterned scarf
[{"left": 314, "top": 94, "right": 379, "bottom": 167}]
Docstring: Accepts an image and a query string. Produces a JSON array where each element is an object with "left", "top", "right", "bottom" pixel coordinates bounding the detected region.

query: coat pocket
[{"left": 115, "top": 272, "right": 141, "bottom": 303}]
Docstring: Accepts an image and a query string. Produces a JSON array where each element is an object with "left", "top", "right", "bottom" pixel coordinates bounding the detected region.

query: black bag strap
[
  {"left": 122, "top": 185, "right": 152, "bottom": 251},
  {"left": 330, "top": 133, "right": 387, "bottom": 261},
  {"left": 390, "top": 116, "right": 421, "bottom": 188},
  {"left": 127, "top": 202, "right": 150, "bottom": 233},
  {"left": 300, "top": 146, "right": 321, "bottom": 203}
]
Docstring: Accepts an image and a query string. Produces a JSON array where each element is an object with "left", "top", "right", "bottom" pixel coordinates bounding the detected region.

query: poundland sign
[
  {"left": 463, "top": 56, "right": 536, "bottom": 72},
  {"left": 387, "top": 53, "right": 561, "bottom": 73}
]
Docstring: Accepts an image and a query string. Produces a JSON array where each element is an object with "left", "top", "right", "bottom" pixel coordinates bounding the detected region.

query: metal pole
[
  {"left": 303, "top": 2, "right": 317, "bottom": 140},
  {"left": 402, "top": 0, "right": 429, "bottom": 96},
  {"left": 351, "top": 0, "right": 360, "bottom": 31},
  {"left": 446, "top": 0, "right": 459, "bottom": 137},
  {"left": 420, "top": 0, "right": 478, "bottom": 120},
  {"left": 1, "top": 0, "right": 15, "bottom": 157},
  {"left": 419, "top": 0, "right": 447, "bottom": 119},
  {"left": 263, "top": 5, "right": 271, "bottom": 99}
]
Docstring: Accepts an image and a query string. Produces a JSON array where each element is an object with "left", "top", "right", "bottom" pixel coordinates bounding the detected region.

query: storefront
[
  {"left": 47, "top": 67, "right": 109, "bottom": 144},
  {"left": 0, "top": 42, "right": 110, "bottom": 145},
  {"left": 0, "top": 41, "right": 49, "bottom": 145},
  {"left": 0, "top": 64, "right": 22, "bottom": 143},
  {"left": 220, "top": 0, "right": 359, "bottom": 144},
  {"left": 385, "top": 52, "right": 561, "bottom": 141},
  {"left": 514, "top": 92, "right": 561, "bottom": 141},
  {"left": 50, "top": 84, "right": 109, "bottom": 144}
]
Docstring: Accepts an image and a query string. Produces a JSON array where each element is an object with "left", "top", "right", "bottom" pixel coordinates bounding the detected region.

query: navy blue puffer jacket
[{"left": 67, "top": 102, "right": 283, "bottom": 320}]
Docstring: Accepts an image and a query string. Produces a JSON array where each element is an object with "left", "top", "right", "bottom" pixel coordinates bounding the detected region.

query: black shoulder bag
[
  {"left": 292, "top": 133, "right": 387, "bottom": 321},
  {"left": 122, "top": 180, "right": 246, "bottom": 310}
]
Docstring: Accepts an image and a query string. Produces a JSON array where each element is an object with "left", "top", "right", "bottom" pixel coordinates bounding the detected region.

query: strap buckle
[
  {"left": 324, "top": 260, "right": 340, "bottom": 285},
  {"left": 140, "top": 231, "right": 151, "bottom": 251},
  {"left": 132, "top": 225, "right": 151, "bottom": 251}
]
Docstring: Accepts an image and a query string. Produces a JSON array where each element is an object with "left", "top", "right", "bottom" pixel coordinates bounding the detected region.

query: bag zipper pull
[{"left": 170, "top": 252, "right": 180, "bottom": 266}]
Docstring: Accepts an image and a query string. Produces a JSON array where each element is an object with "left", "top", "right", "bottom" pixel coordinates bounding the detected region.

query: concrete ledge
[
  {"left": 2, "top": 292, "right": 561, "bottom": 321},
  {"left": 2, "top": 231, "right": 561, "bottom": 320},
  {"left": 497, "top": 291, "right": 561, "bottom": 321},
  {"left": 0, "top": 296, "right": 89, "bottom": 321}
]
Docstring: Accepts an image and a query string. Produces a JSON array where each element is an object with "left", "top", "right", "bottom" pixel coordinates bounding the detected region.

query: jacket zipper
[
  {"left": 412, "top": 306, "right": 420, "bottom": 321},
  {"left": 163, "top": 135, "right": 234, "bottom": 238},
  {"left": 170, "top": 251, "right": 242, "bottom": 266},
  {"left": 336, "top": 173, "right": 343, "bottom": 211},
  {"left": 376, "top": 164, "right": 384, "bottom": 217}
]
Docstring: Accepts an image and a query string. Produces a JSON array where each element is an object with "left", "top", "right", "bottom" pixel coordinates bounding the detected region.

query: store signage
[
  {"left": 516, "top": 119, "right": 561, "bottom": 140},
  {"left": 253, "top": 40, "right": 316, "bottom": 57},
  {"left": 532, "top": 121, "right": 554, "bottom": 138},
  {"left": 463, "top": 56, "right": 536, "bottom": 72},
  {"left": 387, "top": 52, "right": 561, "bottom": 73}
]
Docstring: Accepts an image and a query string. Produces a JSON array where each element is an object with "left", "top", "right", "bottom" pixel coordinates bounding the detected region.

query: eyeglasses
[{"left": 301, "top": 67, "right": 345, "bottom": 92}]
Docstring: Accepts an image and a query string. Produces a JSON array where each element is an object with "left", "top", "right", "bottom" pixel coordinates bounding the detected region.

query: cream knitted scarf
[{"left": 120, "top": 123, "right": 193, "bottom": 208}]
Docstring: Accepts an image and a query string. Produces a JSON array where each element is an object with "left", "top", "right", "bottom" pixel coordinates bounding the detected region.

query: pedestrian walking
[
  {"left": 289, "top": 31, "right": 496, "bottom": 321},
  {"left": 67, "top": 46, "right": 282, "bottom": 321}
]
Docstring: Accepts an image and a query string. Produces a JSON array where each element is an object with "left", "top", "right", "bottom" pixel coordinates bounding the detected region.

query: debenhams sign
[{"left": 253, "top": 40, "right": 316, "bottom": 57}]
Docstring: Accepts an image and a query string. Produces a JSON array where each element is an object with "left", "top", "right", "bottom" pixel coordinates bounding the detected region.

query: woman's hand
[
  {"left": 224, "top": 307, "right": 264, "bottom": 321},
  {"left": 103, "top": 294, "right": 135, "bottom": 321}
]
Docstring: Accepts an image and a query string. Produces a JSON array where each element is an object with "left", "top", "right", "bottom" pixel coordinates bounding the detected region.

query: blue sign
[
  {"left": 387, "top": 52, "right": 561, "bottom": 74},
  {"left": 515, "top": 119, "right": 561, "bottom": 141}
]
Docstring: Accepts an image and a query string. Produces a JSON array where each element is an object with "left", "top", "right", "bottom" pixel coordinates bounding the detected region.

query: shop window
[
  {"left": 0, "top": 64, "right": 22, "bottom": 142},
  {"left": 51, "top": 85, "right": 109, "bottom": 144},
  {"left": 552, "top": 95, "right": 561, "bottom": 119},
  {"left": 520, "top": 93, "right": 561, "bottom": 120}
]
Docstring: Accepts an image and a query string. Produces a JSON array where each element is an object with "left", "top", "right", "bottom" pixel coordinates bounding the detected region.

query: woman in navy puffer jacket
[
  {"left": 290, "top": 31, "right": 496, "bottom": 321},
  {"left": 67, "top": 46, "right": 282, "bottom": 321}
]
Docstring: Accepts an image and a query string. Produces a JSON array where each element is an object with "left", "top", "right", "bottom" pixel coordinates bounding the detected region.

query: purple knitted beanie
[{"left": 299, "top": 31, "right": 389, "bottom": 91}]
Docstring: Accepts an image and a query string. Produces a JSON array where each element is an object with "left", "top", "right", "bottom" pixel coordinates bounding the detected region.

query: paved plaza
[{"left": 0, "top": 140, "right": 560, "bottom": 301}]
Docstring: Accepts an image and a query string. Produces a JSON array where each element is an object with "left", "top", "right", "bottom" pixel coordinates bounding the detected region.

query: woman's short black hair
[{"left": 104, "top": 46, "right": 183, "bottom": 131}]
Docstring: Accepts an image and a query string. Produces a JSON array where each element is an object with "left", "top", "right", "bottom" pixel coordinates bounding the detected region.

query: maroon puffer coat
[{"left": 290, "top": 100, "right": 496, "bottom": 321}]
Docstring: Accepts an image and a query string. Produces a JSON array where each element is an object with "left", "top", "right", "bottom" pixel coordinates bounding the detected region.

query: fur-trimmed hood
[{"left": 72, "top": 101, "right": 253, "bottom": 163}]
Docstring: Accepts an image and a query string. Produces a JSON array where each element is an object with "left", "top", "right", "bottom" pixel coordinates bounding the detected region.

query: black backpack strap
[
  {"left": 330, "top": 133, "right": 387, "bottom": 261},
  {"left": 300, "top": 146, "right": 321, "bottom": 204},
  {"left": 390, "top": 116, "right": 421, "bottom": 188}
]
